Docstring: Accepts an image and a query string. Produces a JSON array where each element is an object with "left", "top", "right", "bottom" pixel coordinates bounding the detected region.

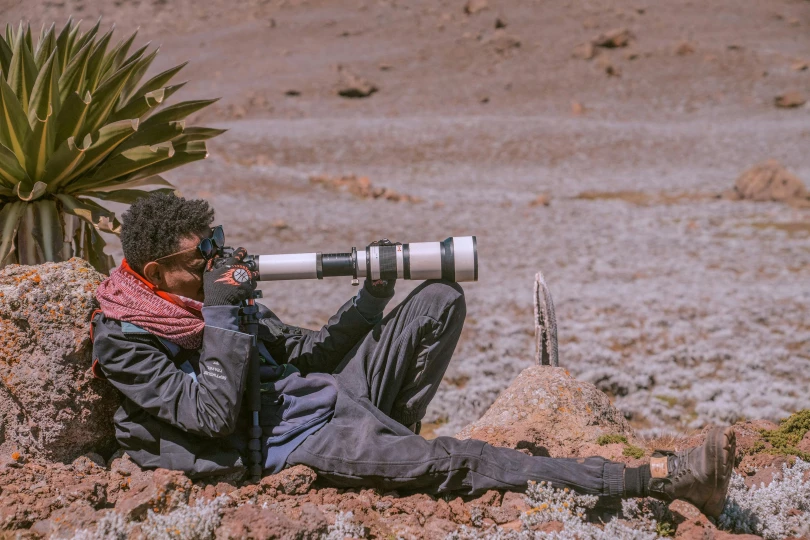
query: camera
[{"left": 240, "top": 236, "right": 478, "bottom": 284}]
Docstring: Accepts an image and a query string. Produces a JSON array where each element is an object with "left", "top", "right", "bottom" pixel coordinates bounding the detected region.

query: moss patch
[
  {"left": 622, "top": 445, "right": 645, "bottom": 459},
  {"left": 596, "top": 434, "right": 628, "bottom": 446},
  {"left": 757, "top": 409, "right": 810, "bottom": 461}
]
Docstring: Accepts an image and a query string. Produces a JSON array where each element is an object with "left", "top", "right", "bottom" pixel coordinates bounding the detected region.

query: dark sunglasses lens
[
  {"left": 212, "top": 226, "right": 224, "bottom": 247},
  {"left": 198, "top": 238, "right": 215, "bottom": 259}
]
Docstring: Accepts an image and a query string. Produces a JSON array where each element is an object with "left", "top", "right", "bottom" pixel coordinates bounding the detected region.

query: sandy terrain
[{"left": 5, "top": 0, "right": 810, "bottom": 437}]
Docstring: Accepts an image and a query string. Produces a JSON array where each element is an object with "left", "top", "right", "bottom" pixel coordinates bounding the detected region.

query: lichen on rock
[{"left": 0, "top": 259, "right": 118, "bottom": 462}]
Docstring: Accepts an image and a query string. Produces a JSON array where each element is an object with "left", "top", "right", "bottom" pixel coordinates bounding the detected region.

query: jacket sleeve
[
  {"left": 94, "top": 307, "right": 252, "bottom": 438},
  {"left": 258, "top": 294, "right": 383, "bottom": 376}
]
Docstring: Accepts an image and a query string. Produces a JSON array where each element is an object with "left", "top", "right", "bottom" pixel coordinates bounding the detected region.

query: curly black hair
[{"left": 121, "top": 192, "right": 215, "bottom": 274}]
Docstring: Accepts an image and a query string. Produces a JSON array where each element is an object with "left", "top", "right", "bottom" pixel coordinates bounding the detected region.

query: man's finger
[{"left": 233, "top": 247, "right": 248, "bottom": 261}]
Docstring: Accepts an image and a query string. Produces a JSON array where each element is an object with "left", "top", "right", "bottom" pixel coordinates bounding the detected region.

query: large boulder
[
  {"left": 456, "top": 366, "right": 643, "bottom": 460},
  {"left": 0, "top": 258, "right": 118, "bottom": 461},
  {"left": 730, "top": 160, "right": 809, "bottom": 202}
]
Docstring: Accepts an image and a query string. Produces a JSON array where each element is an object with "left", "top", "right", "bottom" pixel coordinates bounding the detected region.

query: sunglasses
[{"left": 154, "top": 225, "right": 225, "bottom": 264}]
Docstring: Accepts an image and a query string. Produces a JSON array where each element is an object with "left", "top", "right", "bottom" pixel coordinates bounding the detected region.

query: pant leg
[
  {"left": 333, "top": 279, "right": 466, "bottom": 427},
  {"left": 287, "top": 387, "right": 625, "bottom": 497}
]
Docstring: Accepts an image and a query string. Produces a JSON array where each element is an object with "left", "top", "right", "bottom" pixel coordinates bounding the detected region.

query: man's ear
[{"left": 142, "top": 261, "right": 164, "bottom": 289}]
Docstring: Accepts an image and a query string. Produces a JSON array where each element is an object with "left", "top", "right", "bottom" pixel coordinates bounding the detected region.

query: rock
[
  {"left": 0, "top": 259, "right": 118, "bottom": 462},
  {"left": 775, "top": 91, "right": 806, "bottom": 108},
  {"left": 260, "top": 464, "right": 317, "bottom": 495},
  {"left": 593, "top": 28, "right": 633, "bottom": 48},
  {"left": 484, "top": 29, "right": 521, "bottom": 55},
  {"left": 337, "top": 65, "right": 378, "bottom": 98},
  {"left": 570, "top": 100, "right": 585, "bottom": 115},
  {"left": 495, "top": 17, "right": 507, "bottom": 29},
  {"left": 530, "top": 194, "right": 552, "bottom": 207},
  {"left": 216, "top": 503, "right": 327, "bottom": 539},
  {"left": 455, "top": 366, "right": 640, "bottom": 458},
  {"left": 670, "top": 500, "right": 761, "bottom": 539},
  {"left": 464, "top": 0, "right": 488, "bottom": 15},
  {"left": 791, "top": 61, "right": 808, "bottom": 72},
  {"left": 572, "top": 42, "right": 596, "bottom": 60},
  {"left": 115, "top": 468, "right": 192, "bottom": 520},
  {"left": 675, "top": 41, "right": 695, "bottom": 56},
  {"left": 597, "top": 56, "right": 621, "bottom": 77},
  {"left": 733, "top": 160, "right": 808, "bottom": 202}
]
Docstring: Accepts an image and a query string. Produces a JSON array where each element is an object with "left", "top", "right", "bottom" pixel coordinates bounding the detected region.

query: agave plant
[{"left": 0, "top": 19, "right": 224, "bottom": 273}]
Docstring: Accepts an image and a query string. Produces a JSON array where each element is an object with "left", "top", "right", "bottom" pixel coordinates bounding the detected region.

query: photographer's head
[{"left": 121, "top": 192, "right": 215, "bottom": 302}]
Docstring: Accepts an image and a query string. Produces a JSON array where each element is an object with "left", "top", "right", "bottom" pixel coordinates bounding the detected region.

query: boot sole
[{"left": 700, "top": 426, "right": 736, "bottom": 518}]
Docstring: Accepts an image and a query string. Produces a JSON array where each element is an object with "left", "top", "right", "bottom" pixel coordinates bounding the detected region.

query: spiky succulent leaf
[
  {"left": 124, "top": 61, "right": 186, "bottom": 108},
  {"left": 0, "top": 20, "right": 222, "bottom": 272},
  {"left": 25, "top": 49, "right": 60, "bottom": 181},
  {"left": 58, "top": 39, "right": 92, "bottom": 104},
  {"left": 0, "top": 36, "right": 12, "bottom": 75},
  {"left": 0, "top": 142, "right": 27, "bottom": 186},
  {"left": 114, "top": 120, "right": 184, "bottom": 154},
  {"left": 33, "top": 24, "right": 56, "bottom": 69},
  {"left": 0, "top": 200, "right": 25, "bottom": 264},
  {"left": 63, "top": 118, "right": 139, "bottom": 188},
  {"left": 141, "top": 98, "right": 219, "bottom": 128},
  {"left": 0, "top": 75, "right": 32, "bottom": 166},
  {"left": 54, "top": 90, "right": 91, "bottom": 145},
  {"left": 7, "top": 29, "right": 38, "bottom": 114}
]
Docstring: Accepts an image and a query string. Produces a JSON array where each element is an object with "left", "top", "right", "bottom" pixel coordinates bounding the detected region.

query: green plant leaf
[
  {"left": 7, "top": 28, "right": 38, "bottom": 114},
  {"left": 172, "top": 126, "right": 226, "bottom": 145},
  {"left": 74, "top": 220, "right": 115, "bottom": 273},
  {"left": 113, "top": 120, "right": 184, "bottom": 154},
  {"left": 81, "top": 27, "right": 114, "bottom": 95},
  {"left": 124, "top": 61, "right": 187, "bottom": 108},
  {"left": 54, "top": 90, "right": 91, "bottom": 146},
  {"left": 84, "top": 142, "right": 174, "bottom": 186},
  {"left": 0, "top": 34, "right": 13, "bottom": 75},
  {"left": 0, "top": 200, "right": 25, "bottom": 266},
  {"left": 23, "top": 23, "right": 33, "bottom": 54},
  {"left": 54, "top": 17, "right": 74, "bottom": 70},
  {"left": 33, "top": 23, "right": 56, "bottom": 70},
  {"left": 81, "top": 174, "right": 173, "bottom": 193},
  {"left": 142, "top": 98, "right": 219, "bottom": 128},
  {"left": 25, "top": 49, "right": 60, "bottom": 181},
  {"left": 119, "top": 46, "right": 158, "bottom": 104},
  {"left": 0, "top": 142, "right": 28, "bottom": 186},
  {"left": 100, "top": 29, "right": 137, "bottom": 78},
  {"left": 120, "top": 140, "right": 207, "bottom": 182},
  {"left": 14, "top": 179, "right": 47, "bottom": 201},
  {"left": 16, "top": 198, "right": 63, "bottom": 263},
  {"left": 42, "top": 134, "right": 90, "bottom": 192},
  {"left": 70, "top": 17, "right": 100, "bottom": 57},
  {"left": 83, "top": 56, "right": 140, "bottom": 135},
  {"left": 57, "top": 39, "right": 93, "bottom": 104},
  {"left": 56, "top": 193, "right": 121, "bottom": 233},
  {"left": 84, "top": 186, "right": 176, "bottom": 204},
  {"left": 0, "top": 76, "right": 32, "bottom": 167},
  {"left": 108, "top": 87, "right": 165, "bottom": 123},
  {"left": 62, "top": 118, "right": 139, "bottom": 188}
]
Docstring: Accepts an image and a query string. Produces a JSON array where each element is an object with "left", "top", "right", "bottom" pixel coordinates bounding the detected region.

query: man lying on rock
[{"left": 91, "top": 192, "right": 736, "bottom": 518}]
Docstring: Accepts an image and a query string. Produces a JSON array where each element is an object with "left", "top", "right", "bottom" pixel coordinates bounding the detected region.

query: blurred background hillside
[{"left": 5, "top": 0, "right": 810, "bottom": 437}]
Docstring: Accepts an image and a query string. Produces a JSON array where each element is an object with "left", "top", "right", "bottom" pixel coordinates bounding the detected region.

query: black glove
[
  {"left": 203, "top": 247, "right": 259, "bottom": 307},
  {"left": 364, "top": 238, "right": 397, "bottom": 298}
]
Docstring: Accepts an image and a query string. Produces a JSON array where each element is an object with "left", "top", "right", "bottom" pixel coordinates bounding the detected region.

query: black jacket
[{"left": 91, "top": 298, "right": 379, "bottom": 478}]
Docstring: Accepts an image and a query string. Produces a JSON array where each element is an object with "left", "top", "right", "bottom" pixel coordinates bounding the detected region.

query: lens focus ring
[{"left": 378, "top": 245, "right": 398, "bottom": 280}]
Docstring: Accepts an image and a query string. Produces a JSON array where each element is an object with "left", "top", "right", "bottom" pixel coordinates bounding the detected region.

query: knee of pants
[{"left": 416, "top": 280, "right": 466, "bottom": 324}]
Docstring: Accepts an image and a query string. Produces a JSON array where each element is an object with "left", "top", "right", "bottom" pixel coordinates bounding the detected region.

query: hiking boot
[{"left": 648, "top": 426, "right": 736, "bottom": 518}]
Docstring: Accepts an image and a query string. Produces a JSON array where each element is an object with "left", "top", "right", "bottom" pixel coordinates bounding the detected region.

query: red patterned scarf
[{"left": 96, "top": 259, "right": 205, "bottom": 349}]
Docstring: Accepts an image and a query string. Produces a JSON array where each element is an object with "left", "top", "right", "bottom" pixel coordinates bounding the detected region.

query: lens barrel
[{"left": 256, "top": 236, "right": 477, "bottom": 282}]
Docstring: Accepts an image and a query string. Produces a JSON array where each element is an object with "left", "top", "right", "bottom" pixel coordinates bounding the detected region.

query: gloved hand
[
  {"left": 364, "top": 238, "right": 397, "bottom": 298},
  {"left": 203, "top": 247, "right": 260, "bottom": 307}
]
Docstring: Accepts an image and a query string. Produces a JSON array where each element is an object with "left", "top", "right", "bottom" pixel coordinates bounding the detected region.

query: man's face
[{"left": 154, "top": 234, "right": 208, "bottom": 302}]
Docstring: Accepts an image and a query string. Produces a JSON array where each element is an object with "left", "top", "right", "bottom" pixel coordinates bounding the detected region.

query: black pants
[{"left": 287, "top": 280, "right": 625, "bottom": 497}]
